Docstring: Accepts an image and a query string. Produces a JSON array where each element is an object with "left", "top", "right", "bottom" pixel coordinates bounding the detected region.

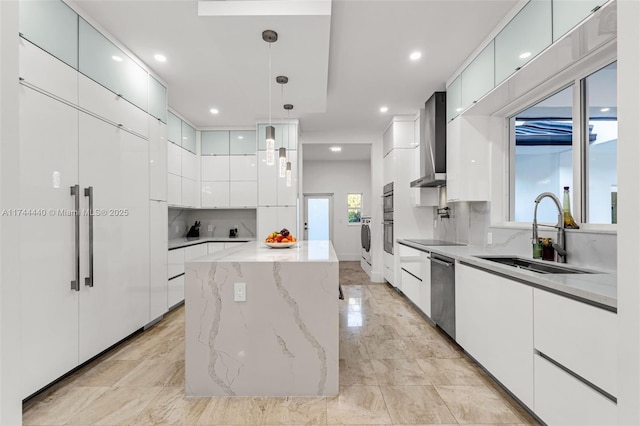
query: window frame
[
  {"left": 506, "top": 59, "right": 617, "bottom": 229},
  {"left": 346, "top": 193, "right": 363, "bottom": 226}
]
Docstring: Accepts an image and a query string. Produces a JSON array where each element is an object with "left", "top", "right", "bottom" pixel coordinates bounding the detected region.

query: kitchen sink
[{"left": 474, "top": 256, "right": 595, "bottom": 274}]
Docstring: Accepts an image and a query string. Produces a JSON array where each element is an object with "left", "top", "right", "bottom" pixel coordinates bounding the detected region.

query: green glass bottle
[{"left": 563, "top": 186, "right": 580, "bottom": 229}]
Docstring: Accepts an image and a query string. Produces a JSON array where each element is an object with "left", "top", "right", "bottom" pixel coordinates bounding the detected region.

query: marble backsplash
[
  {"left": 168, "top": 208, "right": 257, "bottom": 240},
  {"left": 432, "top": 201, "right": 616, "bottom": 272}
]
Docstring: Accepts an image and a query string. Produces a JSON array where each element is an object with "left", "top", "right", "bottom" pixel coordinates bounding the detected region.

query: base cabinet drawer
[
  {"left": 533, "top": 289, "right": 617, "bottom": 397},
  {"left": 534, "top": 354, "right": 616, "bottom": 426},
  {"left": 168, "top": 275, "right": 184, "bottom": 308},
  {"left": 168, "top": 248, "right": 185, "bottom": 279},
  {"left": 400, "top": 268, "right": 421, "bottom": 306}
]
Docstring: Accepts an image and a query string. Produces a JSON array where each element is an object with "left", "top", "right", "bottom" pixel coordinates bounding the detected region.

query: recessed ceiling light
[
  {"left": 209, "top": 108, "right": 219, "bottom": 115},
  {"left": 456, "top": 107, "right": 463, "bottom": 112},
  {"left": 111, "top": 55, "right": 123, "bottom": 62},
  {"left": 238, "top": 135, "right": 244, "bottom": 139},
  {"left": 519, "top": 52, "right": 531, "bottom": 59},
  {"left": 379, "top": 106, "right": 388, "bottom": 113},
  {"left": 600, "top": 107, "right": 610, "bottom": 112},
  {"left": 409, "top": 51, "right": 422, "bottom": 61},
  {"left": 330, "top": 146, "right": 342, "bottom": 152},
  {"left": 154, "top": 53, "right": 167, "bottom": 63}
]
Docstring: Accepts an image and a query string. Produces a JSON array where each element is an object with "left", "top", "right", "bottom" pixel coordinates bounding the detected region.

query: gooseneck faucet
[{"left": 532, "top": 192, "right": 567, "bottom": 263}]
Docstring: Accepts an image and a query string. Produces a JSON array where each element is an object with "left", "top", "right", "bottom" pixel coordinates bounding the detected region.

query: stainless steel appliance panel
[
  {"left": 431, "top": 254, "right": 455, "bottom": 339},
  {"left": 383, "top": 220, "right": 393, "bottom": 254}
]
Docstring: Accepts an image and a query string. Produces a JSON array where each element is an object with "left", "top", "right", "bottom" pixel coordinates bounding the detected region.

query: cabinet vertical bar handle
[
  {"left": 84, "top": 186, "right": 94, "bottom": 287},
  {"left": 70, "top": 185, "right": 80, "bottom": 291}
]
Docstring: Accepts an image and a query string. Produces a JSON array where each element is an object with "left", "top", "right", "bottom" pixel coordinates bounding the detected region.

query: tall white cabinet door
[
  {"left": 201, "top": 156, "right": 229, "bottom": 181},
  {"left": 229, "top": 155, "right": 257, "bottom": 181},
  {"left": 150, "top": 201, "right": 168, "bottom": 320},
  {"left": 19, "top": 86, "right": 80, "bottom": 398},
  {"left": 230, "top": 182, "right": 257, "bottom": 208},
  {"left": 277, "top": 206, "right": 298, "bottom": 237},
  {"left": 149, "top": 118, "right": 167, "bottom": 202},
  {"left": 167, "top": 173, "right": 181, "bottom": 206},
  {"left": 258, "top": 206, "right": 278, "bottom": 240},
  {"left": 181, "top": 177, "right": 198, "bottom": 208},
  {"left": 201, "top": 181, "right": 229, "bottom": 208},
  {"left": 258, "top": 151, "right": 277, "bottom": 206},
  {"left": 78, "top": 114, "right": 150, "bottom": 363},
  {"left": 277, "top": 151, "right": 297, "bottom": 205}
]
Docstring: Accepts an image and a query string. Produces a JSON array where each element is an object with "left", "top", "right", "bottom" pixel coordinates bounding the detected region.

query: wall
[
  {"left": 0, "top": 2, "right": 22, "bottom": 424},
  {"left": 303, "top": 159, "right": 371, "bottom": 261},
  {"left": 168, "top": 208, "right": 257, "bottom": 240}
]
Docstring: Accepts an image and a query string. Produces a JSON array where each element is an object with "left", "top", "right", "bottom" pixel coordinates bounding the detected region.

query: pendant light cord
[{"left": 268, "top": 43, "right": 272, "bottom": 127}]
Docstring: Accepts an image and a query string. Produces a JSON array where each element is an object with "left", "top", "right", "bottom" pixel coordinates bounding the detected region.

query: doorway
[{"left": 303, "top": 194, "right": 333, "bottom": 241}]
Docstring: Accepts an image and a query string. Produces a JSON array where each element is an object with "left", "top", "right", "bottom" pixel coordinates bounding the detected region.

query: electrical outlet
[
  {"left": 208, "top": 225, "right": 213, "bottom": 232},
  {"left": 234, "top": 283, "right": 246, "bottom": 302},
  {"left": 487, "top": 232, "right": 493, "bottom": 245}
]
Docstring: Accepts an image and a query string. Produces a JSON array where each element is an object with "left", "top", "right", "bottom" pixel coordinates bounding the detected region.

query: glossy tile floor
[{"left": 23, "top": 261, "right": 538, "bottom": 425}]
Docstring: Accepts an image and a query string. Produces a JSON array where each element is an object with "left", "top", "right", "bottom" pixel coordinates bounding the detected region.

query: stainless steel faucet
[{"left": 532, "top": 192, "right": 567, "bottom": 263}]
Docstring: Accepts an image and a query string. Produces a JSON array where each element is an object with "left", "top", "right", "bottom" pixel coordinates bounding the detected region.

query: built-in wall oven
[{"left": 383, "top": 182, "right": 394, "bottom": 254}]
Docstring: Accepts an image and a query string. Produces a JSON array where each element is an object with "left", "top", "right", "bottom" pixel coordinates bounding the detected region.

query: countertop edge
[
  {"left": 169, "top": 238, "right": 254, "bottom": 250},
  {"left": 397, "top": 239, "right": 617, "bottom": 311}
]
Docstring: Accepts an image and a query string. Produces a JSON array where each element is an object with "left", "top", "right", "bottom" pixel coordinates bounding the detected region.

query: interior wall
[
  {"left": 303, "top": 159, "right": 372, "bottom": 261},
  {"left": 168, "top": 208, "right": 257, "bottom": 240}
]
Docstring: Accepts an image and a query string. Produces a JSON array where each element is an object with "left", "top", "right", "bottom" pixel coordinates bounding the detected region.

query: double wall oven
[{"left": 383, "top": 182, "right": 394, "bottom": 254}]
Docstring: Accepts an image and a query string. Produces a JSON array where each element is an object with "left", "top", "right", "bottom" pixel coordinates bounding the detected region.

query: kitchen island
[{"left": 184, "top": 240, "right": 339, "bottom": 397}]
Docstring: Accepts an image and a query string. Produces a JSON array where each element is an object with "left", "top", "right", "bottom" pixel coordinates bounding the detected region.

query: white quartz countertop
[
  {"left": 186, "top": 240, "right": 339, "bottom": 263},
  {"left": 169, "top": 237, "right": 254, "bottom": 250},
  {"left": 398, "top": 239, "right": 617, "bottom": 311}
]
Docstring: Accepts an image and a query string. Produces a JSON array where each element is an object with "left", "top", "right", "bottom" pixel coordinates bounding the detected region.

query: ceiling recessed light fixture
[
  {"left": 238, "top": 135, "right": 244, "bottom": 139},
  {"left": 379, "top": 106, "right": 388, "bottom": 113},
  {"left": 209, "top": 108, "right": 219, "bottom": 115},
  {"left": 409, "top": 51, "right": 422, "bottom": 61},
  {"left": 111, "top": 55, "right": 123, "bottom": 62},
  {"left": 456, "top": 107, "right": 463, "bottom": 112},
  {"left": 154, "top": 53, "right": 167, "bottom": 63},
  {"left": 519, "top": 52, "right": 531, "bottom": 59},
  {"left": 600, "top": 107, "right": 610, "bottom": 112},
  {"left": 330, "top": 146, "right": 342, "bottom": 152}
]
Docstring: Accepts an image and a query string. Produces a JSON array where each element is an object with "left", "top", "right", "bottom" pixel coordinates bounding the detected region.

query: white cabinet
[
  {"left": 230, "top": 182, "right": 257, "bottom": 208},
  {"left": 202, "top": 156, "right": 229, "bottom": 182},
  {"left": 150, "top": 201, "right": 168, "bottom": 320},
  {"left": 149, "top": 117, "right": 167, "bottom": 202},
  {"left": 552, "top": 0, "right": 606, "bottom": 41},
  {"left": 533, "top": 289, "right": 617, "bottom": 397},
  {"left": 277, "top": 151, "right": 297, "bottom": 206},
  {"left": 456, "top": 263, "right": 534, "bottom": 408},
  {"left": 181, "top": 150, "right": 198, "bottom": 181},
  {"left": 400, "top": 269, "right": 421, "bottom": 306},
  {"left": 419, "top": 256, "right": 431, "bottom": 316},
  {"left": 399, "top": 244, "right": 431, "bottom": 316},
  {"left": 19, "top": 39, "right": 77, "bottom": 104},
  {"left": 168, "top": 275, "right": 184, "bottom": 308},
  {"left": 201, "top": 181, "right": 229, "bottom": 208},
  {"left": 229, "top": 155, "right": 257, "bottom": 181},
  {"left": 461, "top": 40, "right": 495, "bottom": 108},
  {"left": 168, "top": 248, "right": 185, "bottom": 279},
  {"left": 446, "top": 116, "right": 491, "bottom": 202},
  {"left": 384, "top": 252, "right": 394, "bottom": 286},
  {"left": 168, "top": 243, "right": 208, "bottom": 307},
  {"left": 383, "top": 118, "right": 415, "bottom": 156},
  {"left": 494, "top": 0, "right": 552, "bottom": 84},
  {"left": 181, "top": 177, "right": 198, "bottom": 207},
  {"left": 258, "top": 151, "right": 278, "bottom": 206},
  {"left": 167, "top": 142, "right": 182, "bottom": 176},
  {"left": 168, "top": 173, "right": 182, "bottom": 206},
  {"left": 446, "top": 75, "right": 462, "bottom": 122},
  {"left": 534, "top": 354, "right": 616, "bottom": 425},
  {"left": 148, "top": 76, "right": 167, "bottom": 123},
  {"left": 258, "top": 206, "right": 297, "bottom": 240}
]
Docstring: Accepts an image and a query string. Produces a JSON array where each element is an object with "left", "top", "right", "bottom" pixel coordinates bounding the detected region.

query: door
[
  {"left": 304, "top": 194, "right": 332, "bottom": 241},
  {"left": 19, "top": 86, "right": 80, "bottom": 397},
  {"left": 78, "top": 113, "right": 150, "bottom": 363}
]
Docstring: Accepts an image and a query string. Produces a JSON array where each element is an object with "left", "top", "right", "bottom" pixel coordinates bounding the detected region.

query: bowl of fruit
[{"left": 264, "top": 228, "right": 298, "bottom": 248}]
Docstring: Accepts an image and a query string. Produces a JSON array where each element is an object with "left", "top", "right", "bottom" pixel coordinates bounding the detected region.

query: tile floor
[{"left": 23, "top": 261, "right": 539, "bottom": 425}]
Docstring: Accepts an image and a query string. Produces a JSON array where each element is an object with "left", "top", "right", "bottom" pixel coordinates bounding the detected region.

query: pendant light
[
  {"left": 284, "top": 103, "right": 294, "bottom": 187},
  {"left": 263, "top": 30, "right": 277, "bottom": 165},
  {"left": 276, "top": 75, "right": 288, "bottom": 178}
]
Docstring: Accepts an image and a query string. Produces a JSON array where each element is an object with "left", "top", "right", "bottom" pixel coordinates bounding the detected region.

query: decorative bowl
[{"left": 264, "top": 242, "right": 298, "bottom": 249}]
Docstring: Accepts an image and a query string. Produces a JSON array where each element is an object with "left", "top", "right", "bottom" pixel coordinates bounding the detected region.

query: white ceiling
[{"left": 72, "top": 0, "right": 519, "bottom": 148}]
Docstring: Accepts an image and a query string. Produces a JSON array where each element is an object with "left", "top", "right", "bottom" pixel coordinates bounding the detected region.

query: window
[
  {"left": 510, "top": 61, "right": 617, "bottom": 225},
  {"left": 347, "top": 193, "right": 362, "bottom": 224}
]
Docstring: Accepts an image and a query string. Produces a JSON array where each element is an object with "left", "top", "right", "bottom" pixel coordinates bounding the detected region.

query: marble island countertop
[
  {"left": 168, "top": 237, "right": 254, "bottom": 250},
  {"left": 398, "top": 239, "right": 617, "bottom": 311},
  {"left": 187, "top": 240, "right": 338, "bottom": 263}
]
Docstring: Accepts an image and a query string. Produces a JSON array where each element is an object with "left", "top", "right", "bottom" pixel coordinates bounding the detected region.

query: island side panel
[{"left": 185, "top": 259, "right": 339, "bottom": 396}]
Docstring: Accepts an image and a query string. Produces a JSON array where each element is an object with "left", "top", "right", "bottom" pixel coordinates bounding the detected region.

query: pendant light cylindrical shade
[
  {"left": 286, "top": 161, "right": 292, "bottom": 187},
  {"left": 279, "top": 147, "right": 287, "bottom": 178},
  {"left": 265, "top": 125, "right": 276, "bottom": 165}
]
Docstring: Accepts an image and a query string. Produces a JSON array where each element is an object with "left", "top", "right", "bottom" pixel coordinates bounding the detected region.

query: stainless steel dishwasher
[{"left": 431, "top": 254, "right": 456, "bottom": 339}]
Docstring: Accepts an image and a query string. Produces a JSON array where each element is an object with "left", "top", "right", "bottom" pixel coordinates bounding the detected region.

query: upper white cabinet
[
  {"left": 19, "top": 0, "right": 78, "bottom": 68},
  {"left": 258, "top": 124, "right": 297, "bottom": 150},
  {"left": 446, "top": 76, "right": 462, "bottom": 122},
  {"left": 202, "top": 131, "right": 230, "bottom": 155},
  {"left": 552, "top": 0, "right": 607, "bottom": 41},
  {"left": 230, "top": 130, "right": 257, "bottom": 154},
  {"left": 181, "top": 122, "right": 197, "bottom": 154},
  {"left": 148, "top": 76, "right": 167, "bottom": 123},
  {"left": 461, "top": 41, "right": 495, "bottom": 109},
  {"left": 149, "top": 116, "right": 167, "bottom": 202},
  {"left": 167, "top": 111, "right": 199, "bottom": 207},
  {"left": 167, "top": 112, "right": 182, "bottom": 145},
  {"left": 78, "top": 18, "right": 148, "bottom": 111},
  {"left": 494, "top": 0, "right": 552, "bottom": 84},
  {"left": 446, "top": 115, "right": 491, "bottom": 202},
  {"left": 383, "top": 117, "right": 415, "bottom": 156}
]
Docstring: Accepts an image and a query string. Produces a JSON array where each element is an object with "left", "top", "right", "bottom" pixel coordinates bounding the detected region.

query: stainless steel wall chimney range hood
[{"left": 410, "top": 91, "right": 447, "bottom": 188}]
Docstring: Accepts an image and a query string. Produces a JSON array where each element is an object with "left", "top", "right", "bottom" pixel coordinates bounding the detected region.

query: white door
[
  {"left": 78, "top": 113, "right": 150, "bottom": 363},
  {"left": 303, "top": 194, "right": 332, "bottom": 241},
  {"left": 19, "top": 86, "right": 80, "bottom": 397}
]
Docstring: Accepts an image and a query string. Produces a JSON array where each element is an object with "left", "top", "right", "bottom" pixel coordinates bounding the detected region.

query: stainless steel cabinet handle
[
  {"left": 84, "top": 186, "right": 94, "bottom": 287},
  {"left": 431, "top": 257, "right": 454, "bottom": 267},
  {"left": 70, "top": 185, "right": 80, "bottom": 291}
]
